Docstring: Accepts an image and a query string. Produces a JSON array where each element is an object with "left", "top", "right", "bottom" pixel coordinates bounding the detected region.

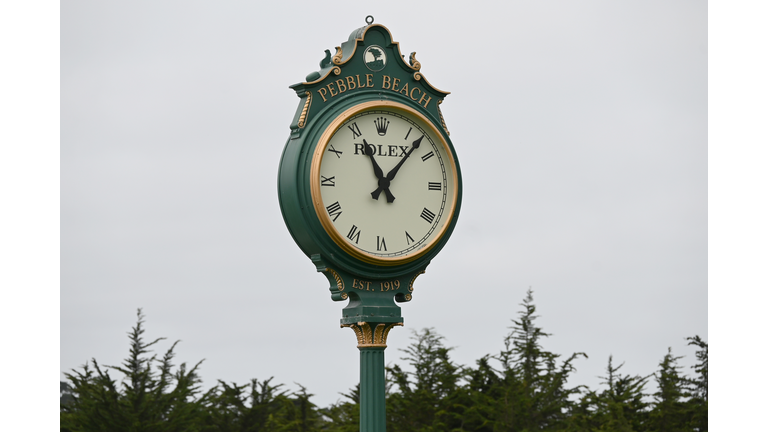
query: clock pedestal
[{"left": 342, "top": 321, "right": 403, "bottom": 432}]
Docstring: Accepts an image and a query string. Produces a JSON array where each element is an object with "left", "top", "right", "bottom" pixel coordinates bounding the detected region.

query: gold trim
[
  {"left": 332, "top": 66, "right": 341, "bottom": 75},
  {"left": 408, "top": 52, "right": 421, "bottom": 71},
  {"left": 299, "top": 24, "right": 449, "bottom": 94},
  {"left": 341, "top": 322, "right": 403, "bottom": 347},
  {"left": 297, "top": 91, "right": 312, "bottom": 129},
  {"left": 326, "top": 268, "right": 345, "bottom": 292},
  {"left": 409, "top": 270, "right": 425, "bottom": 292},
  {"left": 413, "top": 72, "right": 422, "bottom": 81},
  {"left": 310, "top": 101, "right": 459, "bottom": 266},
  {"left": 332, "top": 46, "right": 343, "bottom": 65},
  {"left": 437, "top": 100, "right": 450, "bottom": 136}
]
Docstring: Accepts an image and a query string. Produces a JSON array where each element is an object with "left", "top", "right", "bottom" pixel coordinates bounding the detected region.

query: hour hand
[
  {"left": 363, "top": 140, "right": 395, "bottom": 202},
  {"left": 363, "top": 139, "right": 384, "bottom": 181}
]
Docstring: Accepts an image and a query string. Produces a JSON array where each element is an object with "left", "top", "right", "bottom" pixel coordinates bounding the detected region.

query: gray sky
[{"left": 60, "top": 1, "right": 707, "bottom": 408}]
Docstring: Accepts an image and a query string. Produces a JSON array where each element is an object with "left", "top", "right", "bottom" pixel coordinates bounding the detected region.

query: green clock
[
  {"left": 311, "top": 100, "right": 459, "bottom": 266},
  {"left": 278, "top": 21, "right": 461, "bottom": 299}
]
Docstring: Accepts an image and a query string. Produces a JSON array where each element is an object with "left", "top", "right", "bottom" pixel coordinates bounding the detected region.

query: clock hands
[
  {"left": 368, "top": 135, "right": 424, "bottom": 203},
  {"left": 363, "top": 139, "right": 395, "bottom": 203}
]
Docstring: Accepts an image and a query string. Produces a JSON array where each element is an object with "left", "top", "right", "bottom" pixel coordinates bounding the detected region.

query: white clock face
[{"left": 311, "top": 102, "right": 457, "bottom": 265}]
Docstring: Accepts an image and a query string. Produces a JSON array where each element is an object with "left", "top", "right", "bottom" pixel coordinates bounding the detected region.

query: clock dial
[{"left": 311, "top": 102, "right": 457, "bottom": 265}]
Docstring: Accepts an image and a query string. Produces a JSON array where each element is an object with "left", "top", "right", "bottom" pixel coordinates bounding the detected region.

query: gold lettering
[
  {"left": 346, "top": 76, "right": 357, "bottom": 91},
  {"left": 326, "top": 82, "right": 338, "bottom": 97},
  {"left": 409, "top": 86, "right": 420, "bottom": 101},
  {"left": 356, "top": 74, "right": 364, "bottom": 88},
  {"left": 336, "top": 79, "right": 347, "bottom": 93},
  {"left": 392, "top": 78, "right": 400, "bottom": 92},
  {"left": 381, "top": 75, "right": 391, "bottom": 90},
  {"left": 419, "top": 93, "right": 432, "bottom": 108},
  {"left": 399, "top": 83, "right": 409, "bottom": 96},
  {"left": 366, "top": 74, "right": 373, "bottom": 87},
  {"left": 317, "top": 88, "right": 328, "bottom": 102}
]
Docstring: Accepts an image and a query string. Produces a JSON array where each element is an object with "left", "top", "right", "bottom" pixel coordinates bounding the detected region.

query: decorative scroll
[
  {"left": 297, "top": 91, "right": 312, "bottom": 128},
  {"left": 408, "top": 52, "right": 421, "bottom": 71},
  {"left": 332, "top": 46, "right": 343, "bottom": 65},
  {"left": 409, "top": 270, "right": 425, "bottom": 292},
  {"left": 332, "top": 66, "right": 341, "bottom": 75}
]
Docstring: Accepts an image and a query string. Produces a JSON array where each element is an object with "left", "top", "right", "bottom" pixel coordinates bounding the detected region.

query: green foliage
[
  {"left": 648, "top": 348, "right": 691, "bottom": 432},
  {"left": 567, "top": 356, "right": 650, "bottom": 432},
  {"left": 62, "top": 296, "right": 707, "bottom": 431},
  {"left": 685, "top": 336, "right": 708, "bottom": 432},
  {"left": 386, "top": 328, "right": 463, "bottom": 431},
  {"left": 61, "top": 309, "right": 210, "bottom": 432}
]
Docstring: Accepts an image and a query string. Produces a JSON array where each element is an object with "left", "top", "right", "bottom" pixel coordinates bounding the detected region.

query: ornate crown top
[{"left": 374, "top": 117, "right": 390, "bottom": 136}]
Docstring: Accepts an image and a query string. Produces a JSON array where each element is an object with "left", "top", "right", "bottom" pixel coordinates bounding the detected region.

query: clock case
[{"left": 278, "top": 23, "right": 462, "bottom": 325}]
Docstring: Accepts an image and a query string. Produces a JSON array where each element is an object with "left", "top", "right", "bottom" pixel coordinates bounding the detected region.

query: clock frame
[
  {"left": 278, "top": 22, "right": 462, "bottom": 308},
  {"left": 310, "top": 101, "right": 459, "bottom": 266}
]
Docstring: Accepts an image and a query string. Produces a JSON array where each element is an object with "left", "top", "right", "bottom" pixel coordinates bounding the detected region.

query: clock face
[{"left": 311, "top": 101, "right": 458, "bottom": 265}]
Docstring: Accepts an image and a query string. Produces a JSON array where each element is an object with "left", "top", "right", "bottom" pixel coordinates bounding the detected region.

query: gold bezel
[{"left": 310, "top": 101, "right": 458, "bottom": 266}]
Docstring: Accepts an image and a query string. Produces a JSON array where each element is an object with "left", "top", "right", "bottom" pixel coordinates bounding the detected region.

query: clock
[{"left": 310, "top": 100, "right": 458, "bottom": 266}]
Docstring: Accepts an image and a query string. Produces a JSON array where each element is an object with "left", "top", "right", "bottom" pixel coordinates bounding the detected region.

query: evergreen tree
[
  {"left": 583, "top": 356, "right": 650, "bottom": 432},
  {"left": 685, "top": 336, "right": 708, "bottom": 432},
  {"left": 648, "top": 348, "right": 691, "bottom": 432},
  {"left": 492, "top": 289, "right": 586, "bottom": 431},
  {"left": 386, "top": 328, "right": 463, "bottom": 431},
  {"left": 320, "top": 385, "right": 359, "bottom": 432},
  {"left": 61, "top": 309, "right": 211, "bottom": 432}
]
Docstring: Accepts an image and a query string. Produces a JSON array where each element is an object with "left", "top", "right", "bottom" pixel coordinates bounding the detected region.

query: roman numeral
[
  {"left": 428, "top": 182, "right": 441, "bottom": 191},
  {"left": 421, "top": 151, "right": 434, "bottom": 162},
  {"left": 348, "top": 122, "right": 361, "bottom": 139},
  {"left": 404, "top": 127, "right": 412, "bottom": 140},
  {"left": 321, "top": 176, "right": 336, "bottom": 187},
  {"left": 327, "top": 144, "right": 342, "bottom": 158},
  {"left": 347, "top": 225, "right": 361, "bottom": 244},
  {"left": 377, "top": 236, "right": 387, "bottom": 251},
  {"left": 326, "top": 201, "right": 342, "bottom": 222},
  {"left": 420, "top": 208, "right": 436, "bottom": 224},
  {"left": 405, "top": 231, "right": 415, "bottom": 245}
]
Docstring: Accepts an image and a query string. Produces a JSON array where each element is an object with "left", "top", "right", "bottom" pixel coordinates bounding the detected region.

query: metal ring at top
[{"left": 366, "top": 15, "right": 374, "bottom": 25}]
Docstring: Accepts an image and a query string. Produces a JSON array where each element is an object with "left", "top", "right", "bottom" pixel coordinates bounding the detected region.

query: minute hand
[{"left": 371, "top": 135, "right": 424, "bottom": 203}]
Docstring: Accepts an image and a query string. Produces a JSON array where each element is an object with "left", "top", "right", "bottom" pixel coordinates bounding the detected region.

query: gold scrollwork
[
  {"left": 332, "top": 66, "right": 341, "bottom": 75},
  {"left": 341, "top": 322, "right": 403, "bottom": 347},
  {"left": 297, "top": 91, "right": 312, "bottom": 128},
  {"left": 409, "top": 270, "right": 425, "bottom": 292},
  {"left": 408, "top": 52, "right": 421, "bottom": 71},
  {"left": 413, "top": 72, "right": 422, "bottom": 81},
  {"left": 437, "top": 100, "right": 450, "bottom": 136},
  {"left": 326, "top": 268, "right": 344, "bottom": 291},
  {"left": 332, "top": 46, "right": 343, "bottom": 65}
]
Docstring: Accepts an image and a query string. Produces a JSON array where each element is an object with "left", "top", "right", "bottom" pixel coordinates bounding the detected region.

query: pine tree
[
  {"left": 386, "top": 328, "right": 463, "bottom": 431},
  {"left": 648, "top": 348, "right": 691, "bottom": 432},
  {"left": 61, "top": 309, "right": 212, "bottom": 432},
  {"left": 685, "top": 336, "right": 707, "bottom": 432},
  {"left": 493, "top": 289, "right": 587, "bottom": 431},
  {"left": 588, "top": 356, "right": 650, "bottom": 431}
]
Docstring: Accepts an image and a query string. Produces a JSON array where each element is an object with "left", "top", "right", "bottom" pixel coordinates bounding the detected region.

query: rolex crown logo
[{"left": 374, "top": 117, "right": 390, "bottom": 136}]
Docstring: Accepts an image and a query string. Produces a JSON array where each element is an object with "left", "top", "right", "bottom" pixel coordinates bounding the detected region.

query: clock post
[{"left": 278, "top": 16, "right": 462, "bottom": 432}]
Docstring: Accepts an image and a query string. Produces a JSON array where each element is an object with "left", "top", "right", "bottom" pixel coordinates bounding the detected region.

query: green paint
[
  {"left": 278, "top": 20, "right": 463, "bottom": 432},
  {"left": 360, "top": 347, "right": 387, "bottom": 432}
]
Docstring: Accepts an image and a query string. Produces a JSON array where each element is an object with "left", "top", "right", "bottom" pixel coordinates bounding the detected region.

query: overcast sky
[{"left": 57, "top": 1, "right": 710, "bottom": 408}]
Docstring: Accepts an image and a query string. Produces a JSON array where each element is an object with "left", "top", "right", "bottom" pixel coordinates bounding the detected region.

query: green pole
[
  {"left": 342, "top": 321, "right": 402, "bottom": 432},
  {"left": 360, "top": 347, "right": 387, "bottom": 431}
]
